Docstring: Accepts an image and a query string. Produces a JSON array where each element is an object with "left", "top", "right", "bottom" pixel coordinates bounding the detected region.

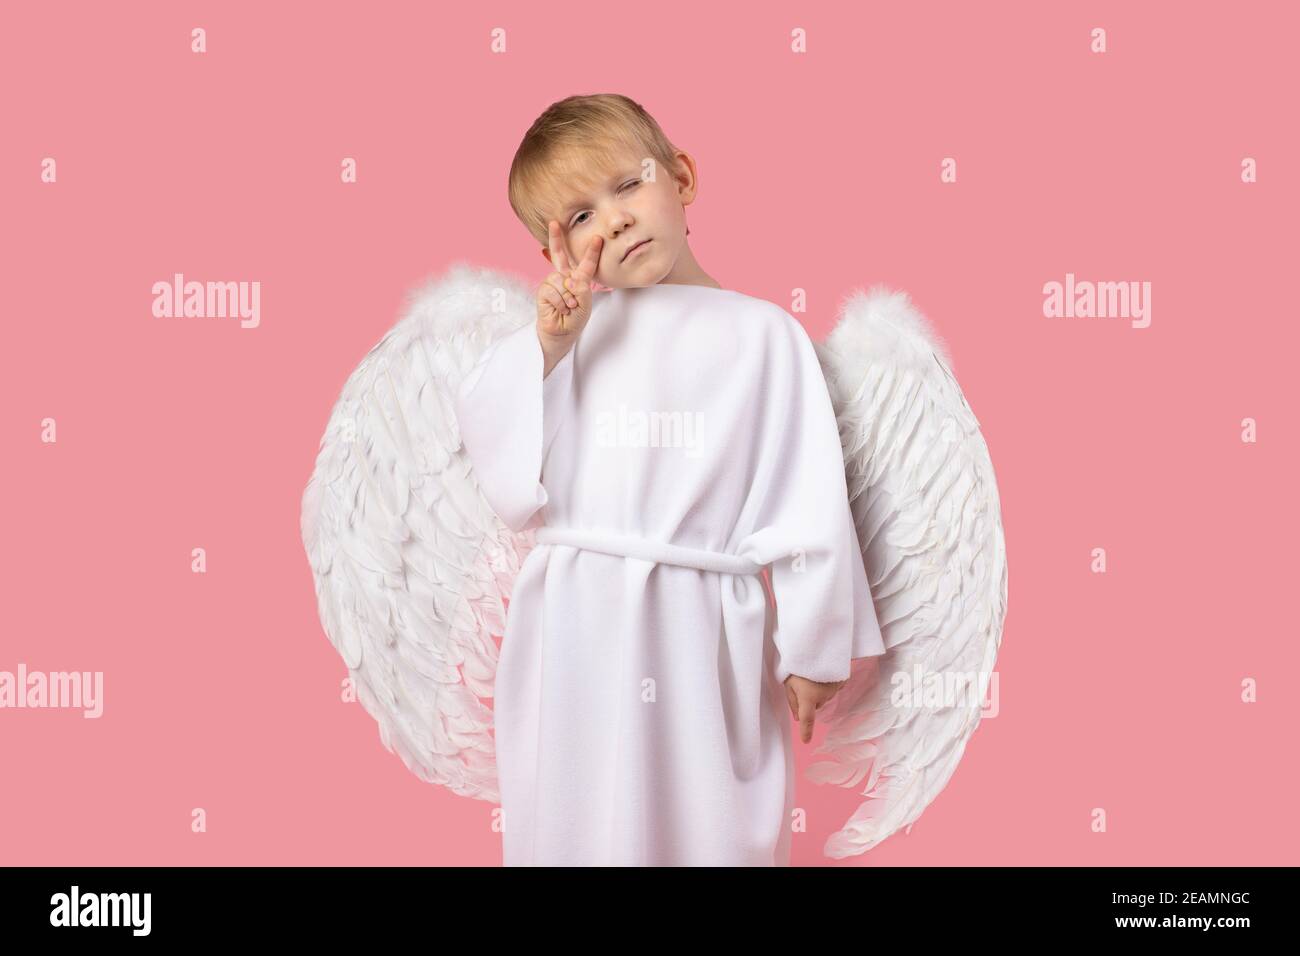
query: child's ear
[{"left": 541, "top": 246, "right": 552, "bottom": 265}]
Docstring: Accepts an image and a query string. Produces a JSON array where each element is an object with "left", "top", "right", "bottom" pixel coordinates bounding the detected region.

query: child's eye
[{"left": 570, "top": 181, "right": 639, "bottom": 227}]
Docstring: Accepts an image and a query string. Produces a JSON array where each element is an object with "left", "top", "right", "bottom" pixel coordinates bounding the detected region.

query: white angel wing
[
  {"left": 810, "top": 286, "right": 1009, "bottom": 859},
  {"left": 299, "top": 262, "right": 540, "bottom": 803}
]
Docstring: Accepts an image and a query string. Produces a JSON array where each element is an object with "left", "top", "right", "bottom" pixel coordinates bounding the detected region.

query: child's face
[{"left": 540, "top": 148, "right": 698, "bottom": 289}]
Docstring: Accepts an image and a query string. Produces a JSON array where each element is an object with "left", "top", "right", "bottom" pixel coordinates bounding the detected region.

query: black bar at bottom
[{"left": 0, "top": 865, "right": 1283, "bottom": 940}]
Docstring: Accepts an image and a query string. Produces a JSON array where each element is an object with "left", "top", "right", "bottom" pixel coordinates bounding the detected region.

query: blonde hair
[{"left": 508, "top": 93, "right": 683, "bottom": 247}]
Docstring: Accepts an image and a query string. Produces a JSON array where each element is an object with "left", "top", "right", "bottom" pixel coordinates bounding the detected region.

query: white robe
[{"left": 454, "top": 283, "right": 885, "bottom": 866}]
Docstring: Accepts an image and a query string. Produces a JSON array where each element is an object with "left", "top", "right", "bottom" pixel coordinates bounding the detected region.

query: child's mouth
[{"left": 622, "top": 239, "right": 652, "bottom": 262}]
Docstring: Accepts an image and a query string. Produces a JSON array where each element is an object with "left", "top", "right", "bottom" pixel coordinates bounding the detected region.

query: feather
[
  {"left": 809, "top": 286, "right": 1008, "bottom": 858},
  {"left": 300, "top": 262, "right": 539, "bottom": 803}
]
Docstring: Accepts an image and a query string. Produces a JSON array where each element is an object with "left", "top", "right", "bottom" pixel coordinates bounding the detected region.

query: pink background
[{"left": 3, "top": 1, "right": 1296, "bottom": 866}]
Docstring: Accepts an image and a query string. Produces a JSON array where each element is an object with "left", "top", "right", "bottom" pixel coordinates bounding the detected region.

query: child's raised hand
[
  {"left": 784, "top": 674, "right": 847, "bottom": 744},
  {"left": 537, "top": 220, "right": 603, "bottom": 343}
]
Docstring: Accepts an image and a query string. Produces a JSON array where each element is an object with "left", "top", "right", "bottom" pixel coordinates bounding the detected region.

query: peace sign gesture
[{"left": 537, "top": 220, "right": 604, "bottom": 342}]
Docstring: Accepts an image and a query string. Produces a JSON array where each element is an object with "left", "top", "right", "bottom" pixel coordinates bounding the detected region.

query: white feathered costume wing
[
  {"left": 810, "top": 287, "right": 1008, "bottom": 859},
  {"left": 299, "top": 265, "right": 1008, "bottom": 858},
  {"left": 299, "top": 263, "right": 540, "bottom": 804}
]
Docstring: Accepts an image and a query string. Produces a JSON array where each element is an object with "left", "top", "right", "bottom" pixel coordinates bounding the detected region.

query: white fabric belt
[{"left": 534, "top": 526, "right": 763, "bottom": 576}]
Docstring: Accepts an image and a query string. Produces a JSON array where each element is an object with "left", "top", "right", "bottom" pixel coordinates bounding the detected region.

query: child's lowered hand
[
  {"left": 537, "top": 221, "right": 603, "bottom": 375},
  {"left": 784, "top": 674, "right": 847, "bottom": 744}
]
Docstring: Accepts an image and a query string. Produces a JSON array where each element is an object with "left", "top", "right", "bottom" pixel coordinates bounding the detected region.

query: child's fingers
[
  {"left": 785, "top": 683, "right": 799, "bottom": 721},
  {"left": 573, "top": 234, "right": 604, "bottom": 282},
  {"left": 547, "top": 221, "right": 573, "bottom": 277},
  {"left": 563, "top": 275, "right": 591, "bottom": 313},
  {"left": 544, "top": 272, "right": 579, "bottom": 310},
  {"left": 538, "top": 286, "right": 570, "bottom": 333},
  {"left": 539, "top": 283, "right": 567, "bottom": 314},
  {"left": 798, "top": 695, "right": 816, "bottom": 744}
]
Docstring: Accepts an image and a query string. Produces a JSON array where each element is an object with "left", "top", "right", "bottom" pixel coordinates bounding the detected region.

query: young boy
[{"left": 453, "top": 94, "right": 886, "bottom": 866}]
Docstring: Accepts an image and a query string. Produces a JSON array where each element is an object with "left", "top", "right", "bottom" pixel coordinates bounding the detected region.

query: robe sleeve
[
  {"left": 453, "top": 321, "right": 575, "bottom": 533},
  {"left": 739, "top": 310, "right": 886, "bottom": 686}
]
